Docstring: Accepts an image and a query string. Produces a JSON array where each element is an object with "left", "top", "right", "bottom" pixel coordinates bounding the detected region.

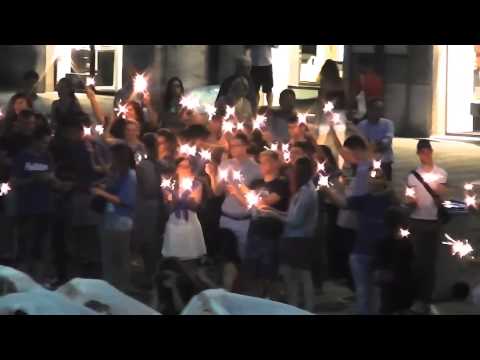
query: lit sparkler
[
  {"left": 225, "top": 105, "right": 236, "bottom": 119},
  {"left": 218, "top": 168, "right": 229, "bottom": 182},
  {"left": 245, "top": 191, "right": 260, "bottom": 209},
  {"left": 252, "top": 114, "right": 267, "bottom": 131},
  {"left": 133, "top": 73, "right": 148, "bottom": 94},
  {"left": 180, "top": 95, "right": 200, "bottom": 110},
  {"left": 232, "top": 170, "right": 243, "bottom": 183},
  {"left": 465, "top": 194, "right": 477, "bottom": 208},
  {"left": 405, "top": 187, "right": 416, "bottom": 198},
  {"left": 323, "top": 101, "right": 334, "bottom": 113},
  {"left": 83, "top": 127, "right": 92, "bottom": 136},
  {"left": 443, "top": 201, "right": 455, "bottom": 209},
  {"left": 222, "top": 120, "right": 235, "bottom": 134},
  {"left": 399, "top": 228, "right": 411, "bottom": 238},
  {"left": 236, "top": 121, "right": 245, "bottom": 132},
  {"left": 316, "top": 174, "right": 331, "bottom": 190},
  {"left": 204, "top": 104, "right": 217, "bottom": 120},
  {"left": 370, "top": 170, "right": 377, "bottom": 178},
  {"left": 298, "top": 113, "right": 308, "bottom": 126},
  {"left": 115, "top": 100, "right": 128, "bottom": 119},
  {"left": 199, "top": 149, "right": 212, "bottom": 162},
  {"left": 373, "top": 160, "right": 382, "bottom": 170},
  {"left": 464, "top": 183, "right": 474, "bottom": 191},
  {"left": 179, "top": 144, "right": 197, "bottom": 157},
  {"left": 179, "top": 177, "right": 194, "bottom": 194},
  {"left": 0, "top": 183, "right": 11, "bottom": 196},
  {"left": 86, "top": 77, "right": 95, "bottom": 87},
  {"left": 443, "top": 234, "right": 474, "bottom": 258},
  {"left": 94, "top": 124, "right": 104, "bottom": 135},
  {"left": 160, "top": 177, "right": 175, "bottom": 191},
  {"left": 264, "top": 142, "right": 279, "bottom": 152},
  {"left": 135, "top": 152, "right": 144, "bottom": 165},
  {"left": 282, "top": 143, "right": 291, "bottom": 163},
  {"left": 316, "top": 161, "right": 326, "bottom": 173}
]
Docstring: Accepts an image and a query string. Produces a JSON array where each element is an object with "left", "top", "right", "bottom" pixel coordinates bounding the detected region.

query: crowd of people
[{"left": 0, "top": 47, "right": 451, "bottom": 315}]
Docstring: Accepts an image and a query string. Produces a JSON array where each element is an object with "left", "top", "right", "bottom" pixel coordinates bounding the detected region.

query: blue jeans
[{"left": 349, "top": 254, "right": 380, "bottom": 315}]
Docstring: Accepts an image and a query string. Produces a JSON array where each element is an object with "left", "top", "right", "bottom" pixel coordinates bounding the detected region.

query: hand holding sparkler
[
  {"left": 252, "top": 114, "right": 267, "bottom": 132},
  {"left": 199, "top": 148, "right": 212, "bottom": 162},
  {"left": 94, "top": 124, "right": 104, "bottom": 136},
  {"left": 161, "top": 177, "right": 176, "bottom": 192},
  {"left": 225, "top": 105, "right": 236, "bottom": 120},
  {"left": 204, "top": 104, "right": 217, "bottom": 121},
  {"left": 245, "top": 190, "right": 261, "bottom": 209},
  {"left": 443, "top": 233, "right": 474, "bottom": 258}
]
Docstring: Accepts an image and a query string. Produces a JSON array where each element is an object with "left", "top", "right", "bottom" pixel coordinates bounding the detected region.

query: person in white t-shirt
[
  {"left": 405, "top": 139, "right": 448, "bottom": 314},
  {"left": 246, "top": 45, "right": 278, "bottom": 109}
]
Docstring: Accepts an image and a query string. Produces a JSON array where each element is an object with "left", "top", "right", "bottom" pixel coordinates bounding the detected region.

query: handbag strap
[{"left": 410, "top": 170, "right": 441, "bottom": 208}]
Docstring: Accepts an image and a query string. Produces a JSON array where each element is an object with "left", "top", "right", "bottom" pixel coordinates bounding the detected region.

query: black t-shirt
[
  {"left": 251, "top": 176, "right": 290, "bottom": 212},
  {"left": 0, "top": 133, "right": 33, "bottom": 181}
]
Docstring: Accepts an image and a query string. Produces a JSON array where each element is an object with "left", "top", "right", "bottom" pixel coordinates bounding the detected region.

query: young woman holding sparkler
[{"left": 162, "top": 157, "right": 207, "bottom": 267}]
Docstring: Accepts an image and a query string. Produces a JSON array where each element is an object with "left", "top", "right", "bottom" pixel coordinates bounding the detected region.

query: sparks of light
[
  {"left": 222, "top": 120, "right": 235, "bottom": 134},
  {"left": 400, "top": 228, "right": 411, "bottom": 238},
  {"left": 283, "top": 150, "right": 291, "bottom": 163},
  {"left": 405, "top": 187, "right": 416, "bottom": 198},
  {"left": 245, "top": 191, "right": 260, "bottom": 209},
  {"left": 253, "top": 115, "right": 267, "bottom": 131},
  {"left": 465, "top": 195, "right": 477, "bottom": 208},
  {"left": 373, "top": 160, "right": 382, "bottom": 170},
  {"left": 316, "top": 175, "right": 330, "bottom": 189},
  {"left": 225, "top": 105, "right": 236, "bottom": 119},
  {"left": 422, "top": 173, "right": 440, "bottom": 184},
  {"left": 264, "top": 142, "right": 278, "bottom": 152},
  {"left": 316, "top": 161, "right": 326, "bottom": 173},
  {"left": 83, "top": 127, "right": 92, "bottom": 136},
  {"left": 133, "top": 73, "right": 148, "bottom": 94},
  {"left": 236, "top": 121, "right": 245, "bottom": 132},
  {"left": 323, "top": 101, "right": 334, "bottom": 113},
  {"left": 282, "top": 143, "right": 290, "bottom": 153},
  {"left": 115, "top": 100, "right": 128, "bottom": 119},
  {"left": 370, "top": 170, "right": 377, "bottom": 178},
  {"left": 179, "top": 144, "right": 197, "bottom": 157},
  {"left": 135, "top": 152, "right": 144, "bottom": 165},
  {"left": 204, "top": 104, "right": 217, "bottom": 120},
  {"left": 443, "top": 234, "right": 474, "bottom": 258},
  {"left": 161, "top": 177, "right": 175, "bottom": 191},
  {"left": 298, "top": 113, "right": 308, "bottom": 126},
  {"left": 86, "top": 77, "right": 95, "bottom": 87},
  {"left": 0, "top": 183, "right": 11, "bottom": 196},
  {"left": 199, "top": 149, "right": 212, "bottom": 162},
  {"left": 94, "top": 124, "right": 104, "bottom": 135},
  {"left": 443, "top": 201, "right": 455, "bottom": 209},
  {"left": 232, "top": 170, "right": 244, "bottom": 183},
  {"left": 180, "top": 177, "right": 194, "bottom": 194},
  {"left": 218, "top": 168, "right": 229, "bottom": 182},
  {"left": 0, "top": 108, "right": 3, "bottom": 118},
  {"left": 464, "top": 183, "right": 474, "bottom": 191},
  {"left": 180, "top": 95, "right": 200, "bottom": 111}
]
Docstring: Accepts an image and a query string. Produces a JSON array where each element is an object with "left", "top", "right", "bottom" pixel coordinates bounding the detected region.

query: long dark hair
[
  {"left": 3, "top": 93, "right": 33, "bottom": 134},
  {"left": 126, "top": 100, "right": 145, "bottom": 124},
  {"left": 293, "top": 157, "right": 314, "bottom": 193},
  {"left": 320, "top": 59, "right": 341, "bottom": 83},
  {"left": 164, "top": 77, "right": 184, "bottom": 110}
]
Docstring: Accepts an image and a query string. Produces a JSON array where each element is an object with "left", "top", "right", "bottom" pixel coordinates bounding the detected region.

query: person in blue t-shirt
[{"left": 11, "top": 126, "right": 70, "bottom": 282}]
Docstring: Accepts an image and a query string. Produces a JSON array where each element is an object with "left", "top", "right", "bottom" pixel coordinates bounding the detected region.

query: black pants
[
  {"left": 16, "top": 214, "right": 51, "bottom": 273},
  {"left": 409, "top": 219, "right": 441, "bottom": 304},
  {"left": 332, "top": 226, "right": 355, "bottom": 290},
  {"left": 381, "top": 162, "right": 393, "bottom": 182},
  {"left": 52, "top": 196, "right": 72, "bottom": 283},
  {"left": 69, "top": 225, "right": 101, "bottom": 279}
]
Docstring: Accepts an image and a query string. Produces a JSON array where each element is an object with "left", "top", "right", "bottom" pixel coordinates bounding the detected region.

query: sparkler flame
[
  {"left": 133, "top": 73, "right": 148, "bottom": 94},
  {"left": 83, "top": 127, "right": 92, "bottom": 136},
  {"left": 405, "top": 187, "right": 416, "bottom": 198},
  {"left": 370, "top": 170, "right": 377, "bottom": 178},
  {"left": 373, "top": 160, "right": 382, "bottom": 170},
  {"left": 464, "top": 183, "right": 474, "bottom": 191},
  {"left": 0, "top": 183, "right": 11, "bottom": 196},
  {"left": 264, "top": 142, "right": 279, "bottom": 152},
  {"left": 316, "top": 175, "right": 330, "bottom": 189},
  {"left": 179, "top": 144, "right": 197, "bottom": 157},
  {"left": 160, "top": 177, "right": 175, "bottom": 191},
  {"left": 298, "top": 113, "right": 308, "bottom": 126},
  {"left": 86, "top": 77, "right": 95, "bottom": 87},
  {"left": 204, "top": 104, "right": 217, "bottom": 120},
  {"left": 225, "top": 105, "right": 236, "bottom": 119},
  {"left": 282, "top": 143, "right": 291, "bottom": 163},
  {"left": 115, "top": 101, "right": 128, "bottom": 119},
  {"left": 218, "top": 168, "right": 229, "bottom": 182},
  {"left": 253, "top": 114, "right": 267, "bottom": 131},
  {"left": 443, "top": 234, "right": 474, "bottom": 258},
  {"left": 399, "top": 228, "right": 411, "bottom": 238},
  {"left": 465, "top": 195, "right": 477, "bottom": 208},
  {"left": 222, "top": 120, "right": 235, "bottom": 134},
  {"left": 94, "top": 124, "right": 104, "bottom": 135},
  {"left": 180, "top": 95, "right": 200, "bottom": 110},
  {"left": 232, "top": 170, "right": 244, "bottom": 183},
  {"left": 443, "top": 200, "right": 455, "bottom": 209},
  {"left": 180, "top": 177, "right": 194, "bottom": 194},
  {"left": 135, "top": 152, "right": 144, "bottom": 165},
  {"left": 246, "top": 191, "right": 260, "bottom": 209},
  {"left": 323, "top": 101, "right": 334, "bottom": 113},
  {"left": 199, "top": 149, "right": 212, "bottom": 161},
  {"left": 236, "top": 121, "right": 245, "bottom": 132},
  {"left": 316, "top": 161, "right": 326, "bottom": 173}
]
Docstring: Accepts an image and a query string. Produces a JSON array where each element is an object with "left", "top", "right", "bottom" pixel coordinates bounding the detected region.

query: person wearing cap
[
  {"left": 357, "top": 99, "right": 394, "bottom": 181},
  {"left": 405, "top": 139, "right": 448, "bottom": 314}
]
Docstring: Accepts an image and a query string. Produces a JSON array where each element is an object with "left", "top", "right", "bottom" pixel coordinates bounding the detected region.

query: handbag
[{"left": 411, "top": 170, "right": 451, "bottom": 225}]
